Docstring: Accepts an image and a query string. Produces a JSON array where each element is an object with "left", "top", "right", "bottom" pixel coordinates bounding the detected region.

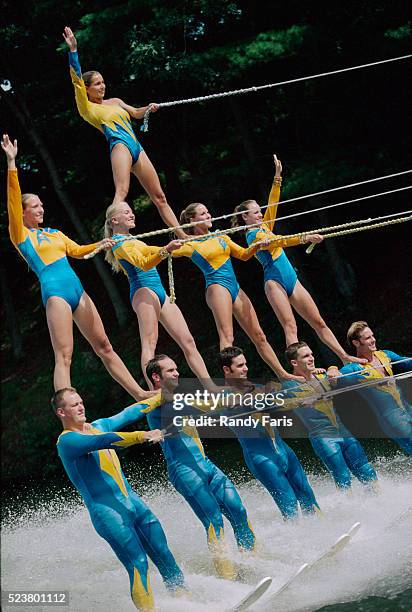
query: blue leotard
[
  {"left": 56, "top": 396, "right": 184, "bottom": 609},
  {"left": 173, "top": 235, "right": 258, "bottom": 302},
  {"left": 111, "top": 234, "right": 167, "bottom": 306},
  {"left": 7, "top": 170, "right": 98, "bottom": 311}
]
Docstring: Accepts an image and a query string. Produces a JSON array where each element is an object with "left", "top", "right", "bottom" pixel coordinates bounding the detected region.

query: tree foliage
[{"left": 1, "top": 0, "right": 411, "bottom": 480}]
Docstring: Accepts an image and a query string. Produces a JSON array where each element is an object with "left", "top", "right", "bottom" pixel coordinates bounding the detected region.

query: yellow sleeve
[
  {"left": 7, "top": 169, "right": 28, "bottom": 247},
  {"left": 111, "top": 430, "right": 147, "bottom": 447},
  {"left": 263, "top": 181, "right": 281, "bottom": 232},
  {"left": 225, "top": 235, "right": 258, "bottom": 261},
  {"left": 170, "top": 242, "right": 195, "bottom": 258},
  {"left": 113, "top": 239, "right": 163, "bottom": 270},
  {"left": 69, "top": 52, "right": 102, "bottom": 131},
  {"left": 260, "top": 234, "right": 301, "bottom": 250},
  {"left": 60, "top": 233, "right": 101, "bottom": 258}
]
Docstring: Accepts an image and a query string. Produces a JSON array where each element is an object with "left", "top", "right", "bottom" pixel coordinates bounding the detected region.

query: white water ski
[
  {"left": 268, "top": 563, "right": 309, "bottom": 599},
  {"left": 265, "top": 522, "right": 361, "bottom": 604},
  {"left": 229, "top": 576, "right": 272, "bottom": 612},
  {"left": 347, "top": 521, "right": 361, "bottom": 538}
]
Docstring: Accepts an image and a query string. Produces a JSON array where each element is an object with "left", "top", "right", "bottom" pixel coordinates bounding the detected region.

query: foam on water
[{"left": 2, "top": 455, "right": 412, "bottom": 611}]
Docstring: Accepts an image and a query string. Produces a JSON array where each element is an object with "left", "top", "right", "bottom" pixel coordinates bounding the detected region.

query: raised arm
[
  {"left": 263, "top": 154, "right": 282, "bottom": 231},
  {"left": 1, "top": 135, "right": 27, "bottom": 247},
  {"left": 63, "top": 27, "right": 98, "bottom": 126}
]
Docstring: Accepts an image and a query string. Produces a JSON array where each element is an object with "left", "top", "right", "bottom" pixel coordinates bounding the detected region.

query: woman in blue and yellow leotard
[
  {"left": 104, "top": 201, "right": 213, "bottom": 387},
  {"left": 62, "top": 26, "right": 183, "bottom": 235},
  {"left": 232, "top": 155, "right": 365, "bottom": 364},
  {"left": 172, "top": 203, "right": 299, "bottom": 381},
  {"left": 2, "top": 135, "right": 150, "bottom": 400}
]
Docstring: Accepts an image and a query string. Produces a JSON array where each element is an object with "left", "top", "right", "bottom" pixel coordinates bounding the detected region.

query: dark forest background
[{"left": 1, "top": 0, "right": 411, "bottom": 482}]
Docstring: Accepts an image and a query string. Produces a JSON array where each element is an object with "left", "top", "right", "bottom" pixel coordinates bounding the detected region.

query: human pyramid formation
[{"left": 2, "top": 25, "right": 411, "bottom": 612}]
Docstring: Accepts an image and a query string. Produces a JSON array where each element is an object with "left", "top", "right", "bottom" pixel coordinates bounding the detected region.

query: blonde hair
[
  {"left": 21, "top": 193, "right": 38, "bottom": 209},
  {"left": 231, "top": 199, "right": 256, "bottom": 230},
  {"left": 347, "top": 321, "right": 369, "bottom": 346},
  {"left": 104, "top": 202, "right": 124, "bottom": 272},
  {"left": 179, "top": 202, "right": 204, "bottom": 236},
  {"left": 83, "top": 70, "right": 100, "bottom": 88}
]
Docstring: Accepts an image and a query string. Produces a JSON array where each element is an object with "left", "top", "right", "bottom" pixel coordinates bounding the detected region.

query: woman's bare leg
[
  {"left": 205, "top": 284, "right": 236, "bottom": 350},
  {"left": 73, "top": 293, "right": 148, "bottom": 400},
  {"left": 132, "top": 288, "right": 161, "bottom": 388},
  {"left": 46, "top": 297, "right": 74, "bottom": 390},
  {"left": 233, "top": 289, "right": 295, "bottom": 380},
  {"left": 265, "top": 280, "right": 298, "bottom": 347},
  {"left": 132, "top": 151, "right": 181, "bottom": 229},
  {"left": 160, "top": 299, "right": 210, "bottom": 381},
  {"left": 110, "top": 143, "right": 133, "bottom": 204},
  {"left": 290, "top": 281, "right": 351, "bottom": 363}
]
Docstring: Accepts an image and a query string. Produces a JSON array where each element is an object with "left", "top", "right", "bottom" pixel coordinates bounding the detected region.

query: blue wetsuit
[
  {"left": 223, "top": 387, "right": 320, "bottom": 519},
  {"left": 340, "top": 350, "right": 412, "bottom": 455},
  {"left": 56, "top": 398, "right": 184, "bottom": 610},
  {"left": 101, "top": 399, "right": 256, "bottom": 579},
  {"left": 111, "top": 234, "right": 167, "bottom": 306},
  {"left": 173, "top": 235, "right": 258, "bottom": 302},
  {"left": 7, "top": 170, "right": 98, "bottom": 311},
  {"left": 283, "top": 376, "right": 378, "bottom": 489},
  {"left": 69, "top": 52, "right": 143, "bottom": 164}
]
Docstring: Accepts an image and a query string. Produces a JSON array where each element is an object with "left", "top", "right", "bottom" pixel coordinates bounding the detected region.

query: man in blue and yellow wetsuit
[
  {"left": 54, "top": 388, "right": 185, "bottom": 611},
  {"left": 218, "top": 347, "right": 321, "bottom": 518},
  {"left": 284, "top": 342, "right": 378, "bottom": 490},
  {"left": 336, "top": 321, "right": 412, "bottom": 455},
  {"left": 105, "top": 354, "right": 256, "bottom": 580}
]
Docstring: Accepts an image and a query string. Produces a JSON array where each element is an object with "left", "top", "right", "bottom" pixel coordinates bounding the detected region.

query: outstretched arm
[
  {"left": 61, "top": 234, "right": 113, "bottom": 258},
  {"left": 117, "top": 100, "right": 160, "bottom": 121},
  {"left": 112, "top": 239, "right": 181, "bottom": 270},
  {"left": 92, "top": 394, "right": 162, "bottom": 432},
  {"left": 57, "top": 429, "right": 148, "bottom": 460},
  {"left": 225, "top": 235, "right": 262, "bottom": 261},
  {"left": 2, "top": 135, "right": 27, "bottom": 246},
  {"left": 383, "top": 350, "right": 412, "bottom": 373}
]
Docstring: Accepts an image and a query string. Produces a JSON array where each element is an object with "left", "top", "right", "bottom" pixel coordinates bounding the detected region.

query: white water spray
[{"left": 2, "top": 455, "right": 411, "bottom": 611}]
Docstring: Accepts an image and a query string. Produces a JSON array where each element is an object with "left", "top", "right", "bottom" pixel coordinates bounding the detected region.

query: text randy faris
[{"left": 172, "top": 414, "right": 293, "bottom": 428}]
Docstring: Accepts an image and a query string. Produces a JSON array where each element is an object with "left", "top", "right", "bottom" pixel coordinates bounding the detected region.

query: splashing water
[{"left": 2, "top": 455, "right": 411, "bottom": 611}]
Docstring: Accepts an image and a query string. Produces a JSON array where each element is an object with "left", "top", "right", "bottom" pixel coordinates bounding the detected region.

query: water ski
[
  {"left": 229, "top": 576, "right": 272, "bottom": 612},
  {"left": 266, "top": 522, "right": 361, "bottom": 603},
  {"left": 268, "top": 563, "right": 309, "bottom": 599}
]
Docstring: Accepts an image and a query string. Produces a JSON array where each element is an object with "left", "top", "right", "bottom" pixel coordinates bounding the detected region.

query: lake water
[{"left": 2, "top": 446, "right": 411, "bottom": 611}]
